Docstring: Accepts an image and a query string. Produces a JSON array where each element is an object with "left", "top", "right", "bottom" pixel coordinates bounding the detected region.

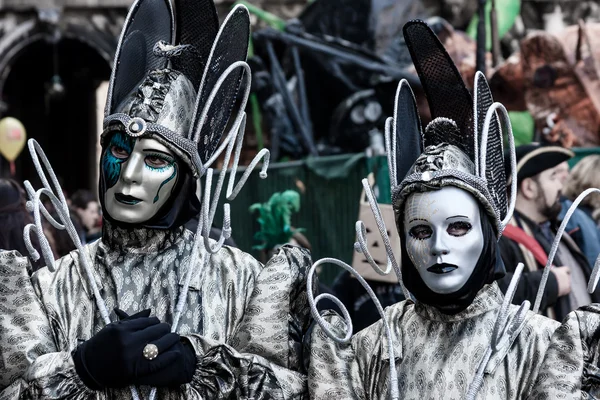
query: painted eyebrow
[
  {"left": 446, "top": 215, "right": 469, "bottom": 220},
  {"left": 408, "top": 218, "right": 428, "bottom": 223},
  {"left": 142, "top": 149, "right": 173, "bottom": 156}
]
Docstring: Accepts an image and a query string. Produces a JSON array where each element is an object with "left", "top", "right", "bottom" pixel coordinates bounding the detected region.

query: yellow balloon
[{"left": 0, "top": 117, "right": 26, "bottom": 162}]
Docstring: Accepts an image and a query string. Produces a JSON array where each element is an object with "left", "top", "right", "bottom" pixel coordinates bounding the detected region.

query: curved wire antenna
[
  {"left": 23, "top": 139, "right": 111, "bottom": 324},
  {"left": 22, "top": 139, "right": 143, "bottom": 400},
  {"left": 478, "top": 102, "right": 517, "bottom": 232},
  {"left": 384, "top": 116, "right": 398, "bottom": 189},
  {"left": 355, "top": 178, "right": 410, "bottom": 299},
  {"left": 465, "top": 263, "right": 531, "bottom": 400},
  {"left": 588, "top": 252, "right": 600, "bottom": 294},
  {"left": 533, "top": 188, "right": 600, "bottom": 313},
  {"left": 307, "top": 258, "right": 399, "bottom": 400}
]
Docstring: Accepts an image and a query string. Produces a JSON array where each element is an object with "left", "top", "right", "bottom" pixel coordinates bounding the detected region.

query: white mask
[
  {"left": 403, "top": 186, "right": 484, "bottom": 294},
  {"left": 103, "top": 133, "right": 178, "bottom": 224}
]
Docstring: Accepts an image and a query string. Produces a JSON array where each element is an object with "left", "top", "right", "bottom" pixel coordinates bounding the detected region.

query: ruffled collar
[
  {"left": 101, "top": 219, "right": 185, "bottom": 254},
  {"left": 414, "top": 282, "right": 503, "bottom": 322}
]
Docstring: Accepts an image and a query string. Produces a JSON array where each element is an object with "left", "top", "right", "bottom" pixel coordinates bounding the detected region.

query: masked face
[
  {"left": 403, "top": 186, "right": 484, "bottom": 294},
  {"left": 103, "top": 132, "right": 178, "bottom": 224}
]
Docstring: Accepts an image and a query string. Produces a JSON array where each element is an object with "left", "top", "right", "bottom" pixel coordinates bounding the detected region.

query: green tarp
[{"left": 214, "top": 153, "right": 369, "bottom": 285}]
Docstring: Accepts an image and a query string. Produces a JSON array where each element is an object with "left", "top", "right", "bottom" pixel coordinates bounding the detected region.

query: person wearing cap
[
  {"left": 499, "top": 143, "right": 600, "bottom": 321},
  {"left": 559, "top": 155, "right": 600, "bottom": 267}
]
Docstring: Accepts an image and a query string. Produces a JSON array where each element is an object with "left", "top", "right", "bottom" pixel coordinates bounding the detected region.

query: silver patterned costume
[
  {"left": 306, "top": 20, "right": 560, "bottom": 399},
  {"left": 0, "top": 224, "right": 311, "bottom": 398},
  {"left": 0, "top": 0, "right": 312, "bottom": 397},
  {"left": 309, "top": 284, "right": 558, "bottom": 399}
]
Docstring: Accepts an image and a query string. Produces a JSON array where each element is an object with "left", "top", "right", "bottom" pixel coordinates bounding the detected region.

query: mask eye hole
[
  {"left": 110, "top": 145, "right": 130, "bottom": 159},
  {"left": 409, "top": 225, "right": 433, "bottom": 240},
  {"left": 145, "top": 153, "right": 175, "bottom": 169},
  {"left": 447, "top": 221, "right": 472, "bottom": 237}
]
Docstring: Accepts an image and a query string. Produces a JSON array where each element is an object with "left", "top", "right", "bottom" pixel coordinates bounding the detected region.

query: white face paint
[
  {"left": 104, "top": 134, "right": 178, "bottom": 224},
  {"left": 403, "top": 186, "right": 484, "bottom": 294}
]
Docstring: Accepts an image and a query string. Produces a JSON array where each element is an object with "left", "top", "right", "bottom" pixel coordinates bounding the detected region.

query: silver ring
[{"left": 143, "top": 343, "right": 159, "bottom": 360}]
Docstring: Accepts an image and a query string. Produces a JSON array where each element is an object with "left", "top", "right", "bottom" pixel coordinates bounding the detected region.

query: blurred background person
[
  {"left": 499, "top": 144, "right": 600, "bottom": 321},
  {"left": 563, "top": 155, "right": 600, "bottom": 226},
  {"left": 70, "top": 189, "right": 101, "bottom": 242},
  {"left": 558, "top": 155, "right": 600, "bottom": 268}
]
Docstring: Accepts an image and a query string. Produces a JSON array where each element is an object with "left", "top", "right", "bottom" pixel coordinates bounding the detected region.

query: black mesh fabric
[
  {"left": 192, "top": 6, "right": 250, "bottom": 163},
  {"left": 108, "top": 0, "right": 172, "bottom": 114},
  {"left": 475, "top": 74, "right": 508, "bottom": 222},
  {"left": 394, "top": 81, "right": 423, "bottom": 182},
  {"left": 403, "top": 20, "right": 475, "bottom": 161},
  {"left": 171, "top": 0, "right": 219, "bottom": 91}
]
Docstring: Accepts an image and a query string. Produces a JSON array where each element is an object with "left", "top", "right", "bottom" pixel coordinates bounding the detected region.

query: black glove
[
  {"left": 73, "top": 308, "right": 179, "bottom": 389},
  {"left": 132, "top": 336, "right": 197, "bottom": 387}
]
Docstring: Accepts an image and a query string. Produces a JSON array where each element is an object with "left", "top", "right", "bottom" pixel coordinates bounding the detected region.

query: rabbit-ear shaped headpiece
[
  {"left": 389, "top": 20, "right": 517, "bottom": 236},
  {"left": 102, "top": 0, "right": 250, "bottom": 176}
]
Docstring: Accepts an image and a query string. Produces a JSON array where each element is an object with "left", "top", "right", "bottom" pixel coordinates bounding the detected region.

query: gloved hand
[
  {"left": 72, "top": 308, "right": 180, "bottom": 390},
  {"left": 132, "top": 336, "right": 197, "bottom": 387}
]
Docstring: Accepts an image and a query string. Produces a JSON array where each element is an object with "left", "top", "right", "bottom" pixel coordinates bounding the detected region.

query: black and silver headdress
[
  {"left": 102, "top": 0, "right": 248, "bottom": 174},
  {"left": 390, "top": 20, "right": 516, "bottom": 235}
]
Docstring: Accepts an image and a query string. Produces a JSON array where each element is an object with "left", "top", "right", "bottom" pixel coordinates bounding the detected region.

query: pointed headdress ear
[
  {"left": 387, "top": 79, "right": 423, "bottom": 188},
  {"left": 104, "top": 0, "right": 175, "bottom": 116},
  {"left": 170, "top": 0, "right": 220, "bottom": 92},
  {"left": 189, "top": 5, "right": 251, "bottom": 165},
  {"left": 474, "top": 71, "right": 511, "bottom": 226},
  {"left": 403, "top": 20, "right": 475, "bottom": 161}
]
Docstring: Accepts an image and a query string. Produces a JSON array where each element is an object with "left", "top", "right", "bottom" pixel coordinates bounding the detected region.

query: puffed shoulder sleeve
[
  {"left": 527, "top": 310, "right": 584, "bottom": 400},
  {"left": 306, "top": 310, "right": 366, "bottom": 400},
  {"left": 1, "top": 250, "right": 98, "bottom": 399},
  {"left": 0, "top": 251, "right": 55, "bottom": 390},
  {"left": 233, "top": 245, "right": 314, "bottom": 372},
  {"left": 576, "top": 305, "right": 600, "bottom": 398},
  {"left": 180, "top": 245, "right": 314, "bottom": 399}
]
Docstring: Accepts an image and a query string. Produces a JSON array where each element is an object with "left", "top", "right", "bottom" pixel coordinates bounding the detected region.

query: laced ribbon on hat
[{"left": 533, "top": 188, "right": 600, "bottom": 314}]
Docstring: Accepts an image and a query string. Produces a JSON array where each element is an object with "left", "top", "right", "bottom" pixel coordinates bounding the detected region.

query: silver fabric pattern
[
  {"left": 0, "top": 222, "right": 312, "bottom": 399},
  {"left": 528, "top": 304, "right": 600, "bottom": 399},
  {"left": 307, "top": 283, "right": 559, "bottom": 399}
]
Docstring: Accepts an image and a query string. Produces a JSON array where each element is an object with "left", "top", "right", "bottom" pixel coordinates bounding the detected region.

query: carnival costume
[
  {"left": 306, "top": 20, "right": 559, "bottom": 400},
  {"left": 0, "top": 0, "right": 311, "bottom": 398}
]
